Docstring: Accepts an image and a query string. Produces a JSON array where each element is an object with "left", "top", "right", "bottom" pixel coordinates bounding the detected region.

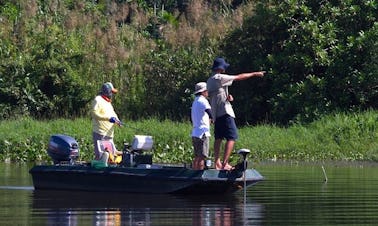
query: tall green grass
[
  {"left": 238, "top": 110, "right": 378, "bottom": 162},
  {"left": 0, "top": 110, "right": 377, "bottom": 164}
]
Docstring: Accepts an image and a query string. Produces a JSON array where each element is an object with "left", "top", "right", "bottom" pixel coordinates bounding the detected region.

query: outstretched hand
[
  {"left": 253, "top": 71, "right": 266, "bottom": 77},
  {"left": 235, "top": 71, "right": 266, "bottom": 81}
]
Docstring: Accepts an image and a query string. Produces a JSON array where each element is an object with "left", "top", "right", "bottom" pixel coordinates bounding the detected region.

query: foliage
[
  {"left": 221, "top": 0, "right": 378, "bottom": 124},
  {"left": 0, "top": 0, "right": 377, "bottom": 126},
  {"left": 141, "top": 42, "right": 215, "bottom": 120},
  {"left": 0, "top": 0, "right": 146, "bottom": 119},
  {"left": 0, "top": 111, "right": 377, "bottom": 163},
  {"left": 0, "top": 0, "right": 240, "bottom": 120}
]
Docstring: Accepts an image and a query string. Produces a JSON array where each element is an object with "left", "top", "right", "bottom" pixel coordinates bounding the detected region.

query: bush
[{"left": 221, "top": 0, "right": 378, "bottom": 124}]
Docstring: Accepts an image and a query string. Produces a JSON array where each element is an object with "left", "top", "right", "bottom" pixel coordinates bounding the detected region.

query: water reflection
[
  {"left": 7, "top": 162, "right": 378, "bottom": 225},
  {"left": 0, "top": 185, "right": 33, "bottom": 190},
  {"left": 94, "top": 210, "right": 122, "bottom": 226},
  {"left": 31, "top": 190, "right": 264, "bottom": 225}
]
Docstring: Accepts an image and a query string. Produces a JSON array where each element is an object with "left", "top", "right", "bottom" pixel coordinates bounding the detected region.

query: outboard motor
[{"left": 47, "top": 134, "right": 79, "bottom": 165}]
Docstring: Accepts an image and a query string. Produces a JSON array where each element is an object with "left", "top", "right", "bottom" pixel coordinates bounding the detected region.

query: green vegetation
[
  {"left": 1, "top": 0, "right": 376, "bottom": 125},
  {"left": 1, "top": 1, "right": 377, "bottom": 163},
  {"left": 1, "top": 111, "right": 377, "bottom": 163}
]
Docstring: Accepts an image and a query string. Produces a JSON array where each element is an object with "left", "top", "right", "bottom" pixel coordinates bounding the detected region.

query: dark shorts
[
  {"left": 214, "top": 114, "right": 238, "bottom": 140},
  {"left": 192, "top": 135, "right": 210, "bottom": 158}
]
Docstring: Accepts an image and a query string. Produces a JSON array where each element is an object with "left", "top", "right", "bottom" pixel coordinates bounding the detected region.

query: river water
[{"left": 1, "top": 162, "right": 378, "bottom": 225}]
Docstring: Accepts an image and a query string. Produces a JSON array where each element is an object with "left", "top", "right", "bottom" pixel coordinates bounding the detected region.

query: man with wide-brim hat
[
  {"left": 191, "top": 82, "right": 213, "bottom": 170},
  {"left": 207, "top": 57, "right": 265, "bottom": 170}
]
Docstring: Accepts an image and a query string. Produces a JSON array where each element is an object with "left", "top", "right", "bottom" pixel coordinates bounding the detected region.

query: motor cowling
[
  {"left": 121, "top": 135, "right": 153, "bottom": 167},
  {"left": 47, "top": 134, "right": 79, "bottom": 164}
]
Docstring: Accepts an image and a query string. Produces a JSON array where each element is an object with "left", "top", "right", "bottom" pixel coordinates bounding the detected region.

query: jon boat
[{"left": 29, "top": 134, "right": 264, "bottom": 194}]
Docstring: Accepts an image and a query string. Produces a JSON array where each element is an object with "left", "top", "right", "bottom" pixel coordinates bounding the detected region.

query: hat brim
[
  {"left": 212, "top": 63, "right": 230, "bottom": 71},
  {"left": 111, "top": 88, "right": 118, "bottom": 94},
  {"left": 194, "top": 88, "right": 207, "bottom": 94}
]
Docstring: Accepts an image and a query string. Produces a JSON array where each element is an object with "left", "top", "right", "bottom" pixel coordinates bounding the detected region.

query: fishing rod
[{"left": 114, "top": 119, "right": 151, "bottom": 135}]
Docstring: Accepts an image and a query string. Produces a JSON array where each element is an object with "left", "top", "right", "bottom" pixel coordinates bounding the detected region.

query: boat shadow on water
[{"left": 31, "top": 190, "right": 265, "bottom": 225}]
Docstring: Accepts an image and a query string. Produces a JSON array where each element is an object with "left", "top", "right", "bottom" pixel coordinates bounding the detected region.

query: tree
[{"left": 221, "top": 0, "right": 378, "bottom": 124}]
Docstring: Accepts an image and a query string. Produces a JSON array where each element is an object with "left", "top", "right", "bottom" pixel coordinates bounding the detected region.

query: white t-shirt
[
  {"left": 191, "top": 95, "right": 211, "bottom": 138},
  {"left": 207, "top": 73, "right": 236, "bottom": 119}
]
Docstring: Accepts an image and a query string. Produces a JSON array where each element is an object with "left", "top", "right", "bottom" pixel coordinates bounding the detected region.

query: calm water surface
[{"left": 1, "top": 162, "right": 378, "bottom": 225}]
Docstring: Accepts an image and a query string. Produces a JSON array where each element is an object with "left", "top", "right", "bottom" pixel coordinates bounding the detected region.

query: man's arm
[
  {"left": 205, "top": 109, "right": 213, "bottom": 120},
  {"left": 233, "top": 71, "right": 265, "bottom": 81}
]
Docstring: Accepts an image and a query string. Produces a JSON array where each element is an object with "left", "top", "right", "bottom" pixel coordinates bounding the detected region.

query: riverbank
[{"left": 0, "top": 110, "right": 377, "bottom": 164}]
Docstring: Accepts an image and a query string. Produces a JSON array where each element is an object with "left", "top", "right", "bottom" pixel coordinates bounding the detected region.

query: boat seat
[{"left": 97, "top": 140, "right": 122, "bottom": 164}]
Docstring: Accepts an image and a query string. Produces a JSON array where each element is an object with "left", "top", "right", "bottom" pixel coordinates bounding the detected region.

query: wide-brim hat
[
  {"left": 212, "top": 57, "right": 230, "bottom": 71},
  {"left": 194, "top": 82, "right": 207, "bottom": 94}
]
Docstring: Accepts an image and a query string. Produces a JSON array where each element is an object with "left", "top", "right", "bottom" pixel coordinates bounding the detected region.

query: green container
[{"left": 91, "top": 160, "right": 107, "bottom": 169}]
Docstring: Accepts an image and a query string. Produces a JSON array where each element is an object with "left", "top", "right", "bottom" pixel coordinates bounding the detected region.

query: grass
[{"left": 0, "top": 110, "right": 377, "bottom": 164}]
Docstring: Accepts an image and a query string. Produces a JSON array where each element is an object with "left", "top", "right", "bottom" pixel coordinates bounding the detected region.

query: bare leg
[
  {"left": 214, "top": 139, "right": 222, "bottom": 169},
  {"left": 192, "top": 157, "right": 198, "bottom": 170},
  {"left": 222, "top": 140, "right": 235, "bottom": 170},
  {"left": 192, "top": 158, "right": 197, "bottom": 169},
  {"left": 193, "top": 157, "right": 205, "bottom": 170},
  {"left": 198, "top": 158, "right": 204, "bottom": 170}
]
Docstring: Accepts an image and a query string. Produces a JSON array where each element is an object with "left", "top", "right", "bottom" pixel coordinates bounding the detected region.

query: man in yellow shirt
[{"left": 91, "top": 82, "right": 122, "bottom": 161}]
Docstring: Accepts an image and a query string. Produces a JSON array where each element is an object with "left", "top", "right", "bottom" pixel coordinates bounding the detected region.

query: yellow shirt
[{"left": 91, "top": 95, "right": 118, "bottom": 138}]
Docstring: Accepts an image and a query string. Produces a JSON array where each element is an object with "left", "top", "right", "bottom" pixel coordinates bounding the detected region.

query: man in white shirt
[{"left": 191, "top": 82, "right": 213, "bottom": 170}]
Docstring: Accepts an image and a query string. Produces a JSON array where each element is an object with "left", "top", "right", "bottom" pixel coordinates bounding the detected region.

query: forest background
[{"left": 0, "top": 0, "right": 377, "bottom": 163}]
